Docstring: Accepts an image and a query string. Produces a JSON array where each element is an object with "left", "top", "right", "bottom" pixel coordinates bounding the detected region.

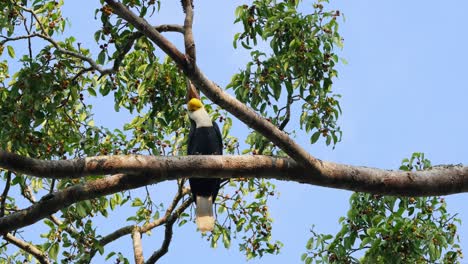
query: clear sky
[{"left": 16, "top": 0, "right": 468, "bottom": 263}]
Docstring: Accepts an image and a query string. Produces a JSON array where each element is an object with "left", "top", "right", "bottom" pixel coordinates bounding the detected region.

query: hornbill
[{"left": 187, "top": 95, "right": 222, "bottom": 232}]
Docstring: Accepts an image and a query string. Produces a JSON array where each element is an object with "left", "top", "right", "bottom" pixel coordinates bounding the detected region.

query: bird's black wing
[
  {"left": 187, "top": 119, "right": 196, "bottom": 155},
  {"left": 212, "top": 121, "right": 223, "bottom": 155}
]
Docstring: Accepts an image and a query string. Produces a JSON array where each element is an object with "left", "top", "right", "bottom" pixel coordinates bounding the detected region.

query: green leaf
[
  {"left": 211, "top": 232, "right": 220, "bottom": 248},
  {"left": 76, "top": 203, "right": 87, "bottom": 217},
  {"left": 132, "top": 198, "right": 143, "bottom": 207},
  {"left": 306, "top": 237, "right": 314, "bottom": 250},
  {"left": 178, "top": 219, "right": 187, "bottom": 227},
  {"left": 360, "top": 237, "right": 372, "bottom": 247},
  {"left": 218, "top": 204, "right": 226, "bottom": 214},
  {"left": 97, "top": 50, "right": 106, "bottom": 65},
  {"left": 88, "top": 87, "right": 97, "bottom": 96},
  {"left": 110, "top": 196, "right": 116, "bottom": 210},
  {"left": 7, "top": 46, "right": 15, "bottom": 58},
  {"left": 233, "top": 32, "right": 241, "bottom": 49},
  {"left": 49, "top": 243, "right": 59, "bottom": 260},
  {"left": 311, "top": 131, "right": 320, "bottom": 144},
  {"left": 106, "top": 252, "right": 116, "bottom": 260},
  {"left": 222, "top": 229, "right": 231, "bottom": 248},
  {"left": 241, "top": 41, "right": 252, "bottom": 50},
  {"left": 153, "top": 210, "right": 160, "bottom": 220},
  {"left": 429, "top": 242, "right": 436, "bottom": 260}
]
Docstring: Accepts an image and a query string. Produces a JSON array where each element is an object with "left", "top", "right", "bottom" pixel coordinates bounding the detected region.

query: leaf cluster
[
  {"left": 301, "top": 153, "right": 463, "bottom": 264},
  {"left": 228, "top": 0, "right": 343, "bottom": 147}
]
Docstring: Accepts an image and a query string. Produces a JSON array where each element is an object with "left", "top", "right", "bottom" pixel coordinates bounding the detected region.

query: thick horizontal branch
[
  {"left": 0, "top": 151, "right": 467, "bottom": 196},
  {"left": 0, "top": 150, "right": 467, "bottom": 233}
]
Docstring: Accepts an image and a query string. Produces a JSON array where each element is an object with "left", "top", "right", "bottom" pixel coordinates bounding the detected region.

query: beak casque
[{"left": 187, "top": 82, "right": 200, "bottom": 102}]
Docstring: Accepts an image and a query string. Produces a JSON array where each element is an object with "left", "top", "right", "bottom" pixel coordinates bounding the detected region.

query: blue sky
[{"left": 8, "top": 0, "right": 468, "bottom": 263}]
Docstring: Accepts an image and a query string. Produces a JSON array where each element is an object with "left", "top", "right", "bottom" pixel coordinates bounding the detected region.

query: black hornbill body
[{"left": 187, "top": 97, "right": 222, "bottom": 232}]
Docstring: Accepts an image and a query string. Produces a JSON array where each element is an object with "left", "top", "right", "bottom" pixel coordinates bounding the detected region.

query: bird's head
[
  {"left": 187, "top": 98, "right": 212, "bottom": 127},
  {"left": 187, "top": 98, "right": 203, "bottom": 113}
]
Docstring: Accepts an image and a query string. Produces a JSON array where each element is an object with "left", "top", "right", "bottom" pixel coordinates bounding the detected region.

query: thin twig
[
  {"left": 145, "top": 198, "right": 193, "bottom": 264},
  {"left": 48, "top": 215, "right": 79, "bottom": 237},
  {"left": 0, "top": 172, "right": 12, "bottom": 217},
  {"left": 24, "top": 13, "right": 33, "bottom": 61},
  {"left": 84, "top": 183, "right": 190, "bottom": 263},
  {"left": 278, "top": 93, "right": 292, "bottom": 130},
  {"left": 18, "top": 5, "right": 47, "bottom": 34},
  {"left": 103, "top": 0, "right": 187, "bottom": 67}
]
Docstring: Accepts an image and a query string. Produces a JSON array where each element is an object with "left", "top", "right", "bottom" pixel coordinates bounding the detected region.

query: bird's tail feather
[{"left": 196, "top": 196, "right": 215, "bottom": 232}]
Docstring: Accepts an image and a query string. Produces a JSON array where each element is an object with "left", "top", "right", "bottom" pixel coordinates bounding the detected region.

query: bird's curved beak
[{"left": 187, "top": 82, "right": 200, "bottom": 102}]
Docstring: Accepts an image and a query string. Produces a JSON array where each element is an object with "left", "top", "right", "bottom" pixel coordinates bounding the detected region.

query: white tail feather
[{"left": 196, "top": 196, "right": 215, "bottom": 232}]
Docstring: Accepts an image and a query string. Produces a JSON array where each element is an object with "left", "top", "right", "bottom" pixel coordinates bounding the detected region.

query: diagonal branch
[
  {"left": 102, "top": 0, "right": 321, "bottom": 174},
  {"left": 104, "top": 0, "right": 187, "bottom": 67},
  {"left": 4, "top": 233, "right": 51, "bottom": 264},
  {"left": 84, "top": 184, "right": 190, "bottom": 262},
  {"left": 112, "top": 24, "right": 184, "bottom": 73}
]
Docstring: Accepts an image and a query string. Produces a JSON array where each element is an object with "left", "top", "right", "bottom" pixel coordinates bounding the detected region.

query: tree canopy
[{"left": 0, "top": 0, "right": 465, "bottom": 263}]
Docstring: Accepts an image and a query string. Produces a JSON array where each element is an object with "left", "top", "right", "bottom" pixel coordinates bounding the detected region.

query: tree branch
[
  {"left": 4, "top": 233, "right": 51, "bottom": 264},
  {"left": 155, "top": 24, "right": 185, "bottom": 34},
  {"left": 104, "top": 0, "right": 187, "bottom": 67},
  {"left": 48, "top": 215, "right": 79, "bottom": 237},
  {"left": 112, "top": 24, "right": 184, "bottom": 73},
  {"left": 0, "top": 171, "right": 12, "bottom": 217},
  {"left": 85, "top": 184, "right": 190, "bottom": 262},
  {"left": 145, "top": 198, "right": 193, "bottom": 264},
  {"left": 182, "top": 0, "right": 196, "bottom": 63},
  {"left": 0, "top": 150, "right": 467, "bottom": 195},
  {"left": 132, "top": 227, "right": 144, "bottom": 264},
  {"left": 0, "top": 150, "right": 467, "bottom": 234}
]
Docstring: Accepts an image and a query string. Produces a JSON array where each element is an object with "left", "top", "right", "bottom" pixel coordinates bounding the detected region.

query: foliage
[
  {"left": 302, "top": 153, "right": 463, "bottom": 264},
  {"left": 228, "top": 0, "right": 343, "bottom": 152}
]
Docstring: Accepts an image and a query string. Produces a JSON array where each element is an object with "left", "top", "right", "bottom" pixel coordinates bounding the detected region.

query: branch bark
[
  {"left": 145, "top": 198, "right": 193, "bottom": 264},
  {"left": 0, "top": 150, "right": 467, "bottom": 234},
  {"left": 182, "top": 0, "right": 196, "bottom": 63},
  {"left": 132, "top": 227, "right": 144, "bottom": 264},
  {"left": 104, "top": 0, "right": 187, "bottom": 67},
  {"left": 85, "top": 185, "right": 190, "bottom": 262},
  {"left": 0, "top": 171, "right": 11, "bottom": 217},
  {"left": 0, "top": 150, "right": 467, "bottom": 196},
  {"left": 4, "top": 233, "right": 51, "bottom": 264}
]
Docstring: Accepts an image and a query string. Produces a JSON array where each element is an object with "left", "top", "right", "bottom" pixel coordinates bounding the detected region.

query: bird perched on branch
[{"left": 187, "top": 94, "right": 222, "bottom": 232}]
